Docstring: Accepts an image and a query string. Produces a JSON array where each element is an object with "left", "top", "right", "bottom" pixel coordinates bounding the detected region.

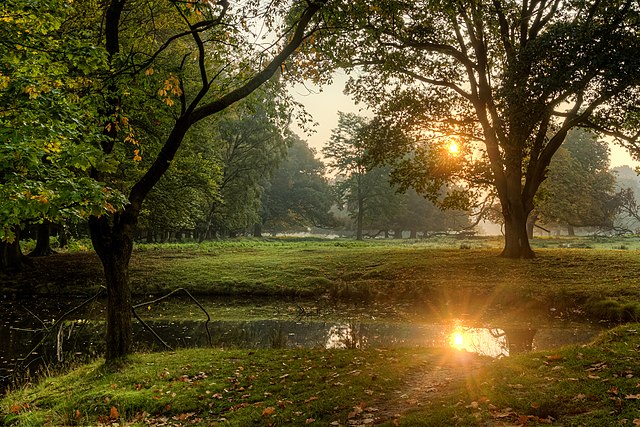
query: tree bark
[
  {"left": 526, "top": 211, "right": 538, "bottom": 240},
  {"left": 253, "top": 223, "right": 263, "bottom": 237},
  {"left": 567, "top": 224, "right": 575, "bottom": 236},
  {"left": 0, "top": 228, "right": 28, "bottom": 272},
  {"left": 499, "top": 189, "right": 535, "bottom": 258},
  {"left": 58, "top": 222, "right": 69, "bottom": 248},
  {"left": 29, "top": 221, "right": 55, "bottom": 257},
  {"left": 89, "top": 211, "right": 136, "bottom": 361}
]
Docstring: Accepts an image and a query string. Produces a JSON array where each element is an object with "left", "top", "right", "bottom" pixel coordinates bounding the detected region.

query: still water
[{"left": 1, "top": 306, "right": 602, "bottom": 393}]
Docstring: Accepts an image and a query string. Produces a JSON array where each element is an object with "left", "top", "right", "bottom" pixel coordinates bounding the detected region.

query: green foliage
[
  {"left": 537, "top": 129, "right": 622, "bottom": 230},
  {"left": 262, "top": 135, "right": 335, "bottom": 230},
  {"left": 0, "top": 0, "right": 124, "bottom": 241}
]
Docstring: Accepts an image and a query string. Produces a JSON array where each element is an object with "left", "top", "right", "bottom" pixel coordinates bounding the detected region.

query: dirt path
[{"left": 346, "top": 352, "right": 487, "bottom": 426}]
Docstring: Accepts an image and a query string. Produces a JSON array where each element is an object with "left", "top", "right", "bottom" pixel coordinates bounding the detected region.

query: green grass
[
  {"left": 125, "top": 237, "right": 640, "bottom": 322},
  {"left": 0, "top": 347, "right": 435, "bottom": 426},
  {"left": 10, "top": 236, "right": 640, "bottom": 323},
  {"left": 396, "top": 324, "right": 640, "bottom": 426},
  {"left": 4, "top": 325, "right": 640, "bottom": 426}
]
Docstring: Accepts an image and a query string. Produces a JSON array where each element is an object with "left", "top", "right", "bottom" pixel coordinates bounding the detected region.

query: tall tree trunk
[
  {"left": 526, "top": 211, "right": 538, "bottom": 240},
  {"left": 58, "top": 222, "right": 69, "bottom": 248},
  {"left": 499, "top": 191, "right": 535, "bottom": 258},
  {"left": 29, "top": 221, "right": 55, "bottom": 257},
  {"left": 1, "top": 228, "right": 28, "bottom": 272},
  {"left": 253, "top": 222, "right": 263, "bottom": 237},
  {"left": 89, "top": 211, "right": 136, "bottom": 361},
  {"left": 567, "top": 224, "right": 575, "bottom": 236}
]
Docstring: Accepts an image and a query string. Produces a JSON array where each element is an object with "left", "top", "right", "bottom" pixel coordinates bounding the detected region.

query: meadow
[{"left": 2, "top": 235, "right": 640, "bottom": 426}]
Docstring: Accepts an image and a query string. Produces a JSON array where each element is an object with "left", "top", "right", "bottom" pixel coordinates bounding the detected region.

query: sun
[
  {"left": 450, "top": 331, "right": 465, "bottom": 350},
  {"left": 447, "top": 141, "right": 460, "bottom": 155}
]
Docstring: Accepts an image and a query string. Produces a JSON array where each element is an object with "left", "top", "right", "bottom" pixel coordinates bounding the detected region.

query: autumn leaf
[
  {"left": 262, "top": 407, "right": 276, "bottom": 417},
  {"left": 109, "top": 406, "right": 119, "bottom": 420},
  {"left": 75, "top": 409, "right": 81, "bottom": 419},
  {"left": 9, "top": 404, "right": 22, "bottom": 414},
  {"left": 625, "top": 394, "right": 640, "bottom": 399},
  {"left": 305, "top": 418, "right": 316, "bottom": 424}
]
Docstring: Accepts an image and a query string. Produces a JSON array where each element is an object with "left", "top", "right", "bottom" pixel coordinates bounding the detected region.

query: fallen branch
[{"left": 132, "top": 287, "right": 212, "bottom": 347}]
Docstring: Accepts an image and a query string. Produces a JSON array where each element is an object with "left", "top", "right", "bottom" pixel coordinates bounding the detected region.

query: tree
[
  {"left": 1, "top": 0, "right": 330, "bottom": 360},
  {"left": 536, "top": 129, "right": 621, "bottom": 235},
  {"left": 323, "top": 112, "right": 380, "bottom": 240},
  {"left": 318, "top": 0, "right": 640, "bottom": 257},
  {"left": 393, "top": 189, "right": 471, "bottom": 238},
  {"left": 201, "top": 94, "right": 290, "bottom": 238},
  {"left": 612, "top": 165, "right": 640, "bottom": 233},
  {"left": 260, "top": 135, "right": 334, "bottom": 233},
  {"left": 0, "top": 0, "right": 124, "bottom": 270},
  {"left": 139, "top": 123, "right": 221, "bottom": 242}
]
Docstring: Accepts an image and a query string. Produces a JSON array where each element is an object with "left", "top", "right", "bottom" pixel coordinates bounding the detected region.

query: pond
[{"left": 0, "top": 296, "right": 603, "bottom": 393}]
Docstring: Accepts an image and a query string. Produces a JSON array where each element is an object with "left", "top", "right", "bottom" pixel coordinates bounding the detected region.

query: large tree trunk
[
  {"left": 0, "top": 228, "right": 28, "bottom": 272},
  {"left": 89, "top": 211, "right": 136, "bottom": 361},
  {"left": 253, "top": 222, "right": 263, "bottom": 237},
  {"left": 29, "top": 221, "right": 55, "bottom": 257},
  {"left": 499, "top": 190, "right": 535, "bottom": 259}
]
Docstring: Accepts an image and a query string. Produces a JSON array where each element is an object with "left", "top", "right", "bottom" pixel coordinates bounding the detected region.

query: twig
[
  {"left": 133, "top": 288, "right": 212, "bottom": 347},
  {"left": 11, "top": 286, "right": 106, "bottom": 383},
  {"left": 131, "top": 309, "right": 173, "bottom": 351}
]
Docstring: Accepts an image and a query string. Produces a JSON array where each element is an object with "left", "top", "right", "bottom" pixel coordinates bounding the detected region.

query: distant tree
[
  {"left": 349, "top": 164, "right": 405, "bottom": 237},
  {"left": 612, "top": 165, "right": 640, "bottom": 232},
  {"left": 394, "top": 189, "right": 471, "bottom": 238},
  {"left": 201, "top": 96, "right": 290, "bottom": 238},
  {"left": 260, "top": 136, "right": 334, "bottom": 233},
  {"left": 323, "top": 113, "right": 369, "bottom": 240},
  {"left": 324, "top": 113, "right": 407, "bottom": 239},
  {"left": 536, "top": 130, "right": 622, "bottom": 235},
  {"left": 140, "top": 124, "right": 221, "bottom": 242}
]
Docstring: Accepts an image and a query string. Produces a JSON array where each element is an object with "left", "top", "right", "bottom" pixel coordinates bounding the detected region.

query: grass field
[
  {"left": 12, "top": 235, "right": 639, "bottom": 322},
  {"left": 2, "top": 236, "right": 640, "bottom": 425}
]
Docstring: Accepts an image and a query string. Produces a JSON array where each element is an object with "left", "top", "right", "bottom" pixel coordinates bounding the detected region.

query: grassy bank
[
  {"left": 3, "top": 324, "right": 640, "bottom": 426},
  {"left": 6, "top": 236, "right": 640, "bottom": 322}
]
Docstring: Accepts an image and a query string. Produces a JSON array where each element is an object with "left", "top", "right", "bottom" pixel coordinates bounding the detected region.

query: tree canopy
[
  {"left": 316, "top": 0, "right": 640, "bottom": 257},
  {"left": 536, "top": 129, "right": 622, "bottom": 234}
]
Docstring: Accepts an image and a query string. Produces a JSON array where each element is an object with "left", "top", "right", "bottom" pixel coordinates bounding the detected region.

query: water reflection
[{"left": 1, "top": 317, "right": 602, "bottom": 392}]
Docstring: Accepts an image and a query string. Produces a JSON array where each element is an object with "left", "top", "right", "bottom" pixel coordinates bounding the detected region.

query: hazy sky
[{"left": 290, "top": 73, "right": 640, "bottom": 169}]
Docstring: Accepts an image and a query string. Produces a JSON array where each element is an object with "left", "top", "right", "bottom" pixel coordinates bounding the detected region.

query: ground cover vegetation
[
  {"left": 2, "top": 322, "right": 640, "bottom": 426},
  {"left": 4, "top": 237, "right": 640, "bottom": 323}
]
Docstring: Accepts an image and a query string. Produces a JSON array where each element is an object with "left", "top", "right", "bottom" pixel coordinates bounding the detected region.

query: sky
[{"left": 290, "top": 73, "right": 640, "bottom": 170}]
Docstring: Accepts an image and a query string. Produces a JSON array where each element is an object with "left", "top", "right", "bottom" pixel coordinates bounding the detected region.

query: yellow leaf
[{"left": 145, "top": 68, "right": 154, "bottom": 76}]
